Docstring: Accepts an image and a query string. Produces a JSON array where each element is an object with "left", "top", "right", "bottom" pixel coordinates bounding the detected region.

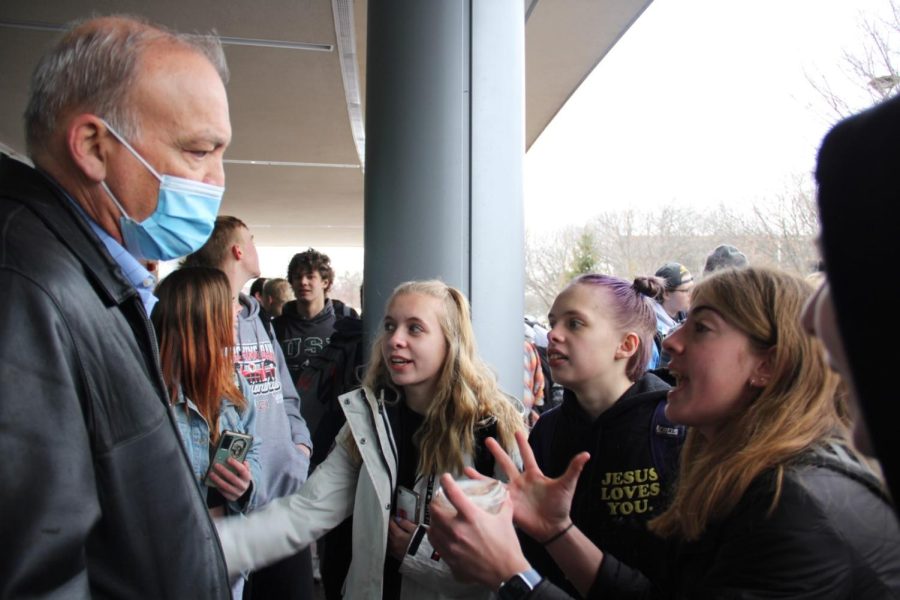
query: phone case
[
  {"left": 395, "top": 486, "right": 421, "bottom": 523},
  {"left": 203, "top": 430, "right": 253, "bottom": 488}
]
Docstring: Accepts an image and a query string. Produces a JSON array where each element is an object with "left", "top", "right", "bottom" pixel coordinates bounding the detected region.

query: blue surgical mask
[{"left": 100, "top": 119, "right": 224, "bottom": 261}]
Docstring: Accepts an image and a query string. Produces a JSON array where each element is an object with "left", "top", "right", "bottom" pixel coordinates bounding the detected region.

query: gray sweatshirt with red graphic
[{"left": 235, "top": 293, "right": 311, "bottom": 507}]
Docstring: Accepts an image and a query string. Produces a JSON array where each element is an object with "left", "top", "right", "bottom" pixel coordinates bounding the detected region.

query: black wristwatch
[{"left": 498, "top": 568, "right": 543, "bottom": 600}]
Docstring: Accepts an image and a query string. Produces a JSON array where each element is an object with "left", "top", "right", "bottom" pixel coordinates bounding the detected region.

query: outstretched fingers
[
  {"left": 514, "top": 430, "right": 541, "bottom": 474},
  {"left": 485, "top": 436, "right": 522, "bottom": 481},
  {"left": 462, "top": 466, "right": 488, "bottom": 481},
  {"left": 561, "top": 451, "right": 591, "bottom": 490}
]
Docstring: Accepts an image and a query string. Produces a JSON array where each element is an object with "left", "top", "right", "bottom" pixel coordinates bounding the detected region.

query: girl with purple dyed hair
[{"left": 522, "top": 273, "right": 684, "bottom": 596}]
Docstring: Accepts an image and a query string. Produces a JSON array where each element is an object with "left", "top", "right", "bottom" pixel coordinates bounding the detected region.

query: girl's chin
[
  {"left": 664, "top": 389, "right": 687, "bottom": 416},
  {"left": 549, "top": 372, "right": 574, "bottom": 388},
  {"left": 388, "top": 373, "right": 409, "bottom": 386}
]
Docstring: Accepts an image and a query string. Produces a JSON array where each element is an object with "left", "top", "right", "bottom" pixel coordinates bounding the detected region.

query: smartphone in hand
[{"left": 203, "top": 430, "right": 253, "bottom": 488}]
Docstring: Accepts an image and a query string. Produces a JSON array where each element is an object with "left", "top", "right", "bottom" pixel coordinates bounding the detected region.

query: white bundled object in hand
[{"left": 432, "top": 478, "right": 507, "bottom": 515}]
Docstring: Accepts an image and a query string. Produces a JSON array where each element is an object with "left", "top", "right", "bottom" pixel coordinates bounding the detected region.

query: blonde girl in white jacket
[{"left": 217, "top": 280, "right": 525, "bottom": 599}]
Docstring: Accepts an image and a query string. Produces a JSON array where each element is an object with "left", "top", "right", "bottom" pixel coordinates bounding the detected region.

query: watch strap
[{"left": 498, "top": 568, "right": 542, "bottom": 600}]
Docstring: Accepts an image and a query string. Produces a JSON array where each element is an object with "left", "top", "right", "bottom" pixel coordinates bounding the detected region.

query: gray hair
[{"left": 24, "top": 15, "right": 229, "bottom": 155}]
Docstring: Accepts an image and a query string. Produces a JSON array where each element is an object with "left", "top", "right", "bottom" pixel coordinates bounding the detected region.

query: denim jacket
[{"left": 171, "top": 374, "right": 262, "bottom": 513}]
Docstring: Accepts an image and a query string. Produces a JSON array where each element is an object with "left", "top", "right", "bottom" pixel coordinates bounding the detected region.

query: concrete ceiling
[{"left": 0, "top": 0, "right": 651, "bottom": 248}]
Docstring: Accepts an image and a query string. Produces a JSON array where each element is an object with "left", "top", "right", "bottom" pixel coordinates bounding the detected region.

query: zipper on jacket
[
  {"left": 369, "top": 399, "right": 397, "bottom": 494},
  {"left": 379, "top": 401, "right": 399, "bottom": 472}
]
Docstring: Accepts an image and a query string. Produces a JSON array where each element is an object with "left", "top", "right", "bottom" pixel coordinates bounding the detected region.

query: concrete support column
[
  {"left": 469, "top": 0, "right": 526, "bottom": 398},
  {"left": 364, "top": 0, "right": 525, "bottom": 398}
]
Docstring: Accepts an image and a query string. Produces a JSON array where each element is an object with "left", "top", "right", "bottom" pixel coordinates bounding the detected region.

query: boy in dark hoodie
[
  {"left": 272, "top": 248, "right": 361, "bottom": 599},
  {"left": 273, "top": 248, "right": 360, "bottom": 435}
]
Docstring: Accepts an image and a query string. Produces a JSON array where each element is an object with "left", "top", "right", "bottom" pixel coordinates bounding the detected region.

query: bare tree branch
[{"left": 808, "top": 0, "right": 900, "bottom": 120}]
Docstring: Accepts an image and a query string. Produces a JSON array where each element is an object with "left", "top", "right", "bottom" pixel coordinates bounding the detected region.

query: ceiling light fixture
[
  {"left": 218, "top": 35, "right": 332, "bottom": 52},
  {"left": 0, "top": 20, "right": 332, "bottom": 52},
  {"left": 332, "top": 0, "right": 366, "bottom": 169},
  {"left": 224, "top": 159, "right": 359, "bottom": 168}
]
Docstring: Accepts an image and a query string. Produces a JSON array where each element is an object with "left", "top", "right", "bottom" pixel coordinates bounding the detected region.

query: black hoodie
[
  {"left": 272, "top": 298, "right": 360, "bottom": 432},
  {"left": 525, "top": 373, "right": 681, "bottom": 595}
]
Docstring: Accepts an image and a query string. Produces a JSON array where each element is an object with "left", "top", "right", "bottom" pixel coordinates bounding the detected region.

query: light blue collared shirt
[
  {"left": 89, "top": 223, "right": 158, "bottom": 316},
  {"left": 62, "top": 193, "right": 158, "bottom": 315}
]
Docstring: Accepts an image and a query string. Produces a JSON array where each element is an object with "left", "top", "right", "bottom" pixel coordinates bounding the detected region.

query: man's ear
[
  {"left": 615, "top": 332, "right": 640, "bottom": 360},
  {"left": 231, "top": 243, "right": 243, "bottom": 261},
  {"left": 66, "top": 114, "right": 111, "bottom": 183}
]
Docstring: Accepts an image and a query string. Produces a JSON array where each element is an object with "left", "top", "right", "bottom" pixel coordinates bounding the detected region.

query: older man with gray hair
[{"left": 0, "top": 16, "right": 232, "bottom": 598}]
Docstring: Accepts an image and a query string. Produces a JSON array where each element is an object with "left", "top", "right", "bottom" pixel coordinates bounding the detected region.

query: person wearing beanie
[
  {"left": 703, "top": 244, "right": 749, "bottom": 275},
  {"left": 808, "top": 94, "right": 900, "bottom": 511}
]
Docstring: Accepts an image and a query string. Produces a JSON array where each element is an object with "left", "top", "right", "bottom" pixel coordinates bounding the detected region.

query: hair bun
[{"left": 633, "top": 276, "right": 665, "bottom": 300}]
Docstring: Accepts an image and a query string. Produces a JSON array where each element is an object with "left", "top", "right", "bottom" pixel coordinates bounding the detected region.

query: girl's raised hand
[{"left": 482, "top": 430, "right": 589, "bottom": 542}]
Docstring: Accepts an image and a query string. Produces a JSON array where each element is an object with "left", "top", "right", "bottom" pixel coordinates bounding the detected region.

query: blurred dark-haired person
[
  {"left": 250, "top": 276, "right": 268, "bottom": 304},
  {"left": 249, "top": 277, "right": 269, "bottom": 320},
  {"left": 0, "top": 15, "right": 232, "bottom": 597},
  {"left": 808, "top": 93, "right": 900, "bottom": 508}
]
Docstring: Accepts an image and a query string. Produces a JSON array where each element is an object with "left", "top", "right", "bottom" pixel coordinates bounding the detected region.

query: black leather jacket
[{"left": 0, "top": 157, "right": 229, "bottom": 598}]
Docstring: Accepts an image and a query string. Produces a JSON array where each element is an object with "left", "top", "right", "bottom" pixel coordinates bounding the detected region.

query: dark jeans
[{"left": 243, "top": 547, "right": 315, "bottom": 600}]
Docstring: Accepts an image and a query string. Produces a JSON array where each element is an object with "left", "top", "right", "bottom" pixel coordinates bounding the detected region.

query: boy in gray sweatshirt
[{"left": 183, "top": 216, "right": 314, "bottom": 599}]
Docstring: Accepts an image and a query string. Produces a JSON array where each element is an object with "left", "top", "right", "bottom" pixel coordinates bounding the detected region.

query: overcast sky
[
  {"left": 250, "top": 0, "right": 894, "bottom": 280},
  {"left": 524, "top": 0, "right": 895, "bottom": 231}
]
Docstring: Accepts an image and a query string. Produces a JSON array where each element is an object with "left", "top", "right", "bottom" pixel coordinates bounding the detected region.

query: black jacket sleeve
[
  {"left": 0, "top": 270, "right": 100, "bottom": 597},
  {"left": 529, "top": 579, "right": 579, "bottom": 600}
]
